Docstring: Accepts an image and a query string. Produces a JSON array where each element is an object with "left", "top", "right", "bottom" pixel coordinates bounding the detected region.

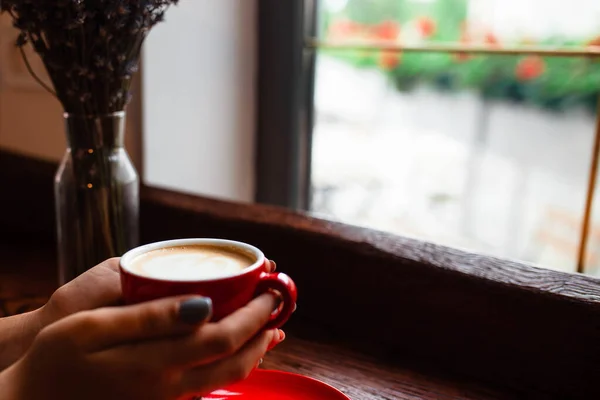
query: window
[{"left": 258, "top": 0, "right": 600, "bottom": 275}]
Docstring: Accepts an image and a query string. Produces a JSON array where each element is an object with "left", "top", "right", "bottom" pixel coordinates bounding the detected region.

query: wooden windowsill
[
  {"left": 0, "top": 235, "right": 518, "bottom": 399},
  {"left": 263, "top": 336, "right": 521, "bottom": 400},
  {"left": 2, "top": 150, "right": 600, "bottom": 398}
]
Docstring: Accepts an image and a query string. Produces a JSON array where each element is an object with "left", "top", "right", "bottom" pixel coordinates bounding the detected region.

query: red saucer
[{"left": 202, "top": 369, "right": 350, "bottom": 399}]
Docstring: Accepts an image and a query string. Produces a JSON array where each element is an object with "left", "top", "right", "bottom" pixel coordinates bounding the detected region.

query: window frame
[
  {"left": 255, "top": 0, "right": 316, "bottom": 210},
  {"left": 265, "top": 0, "right": 600, "bottom": 274}
]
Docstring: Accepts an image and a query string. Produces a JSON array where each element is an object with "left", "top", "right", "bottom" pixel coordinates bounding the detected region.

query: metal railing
[{"left": 306, "top": 38, "right": 600, "bottom": 274}]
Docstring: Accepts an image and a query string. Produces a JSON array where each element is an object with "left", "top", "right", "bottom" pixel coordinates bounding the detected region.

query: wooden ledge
[
  {"left": 264, "top": 336, "right": 520, "bottom": 400},
  {"left": 3, "top": 150, "right": 600, "bottom": 398},
  {"left": 142, "top": 186, "right": 600, "bottom": 304},
  {"left": 141, "top": 186, "right": 600, "bottom": 398},
  {"left": 0, "top": 235, "right": 519, "bottom": 399}
]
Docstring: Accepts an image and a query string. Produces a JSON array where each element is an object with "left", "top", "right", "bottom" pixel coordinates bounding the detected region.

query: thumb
[{"left": 62, "top": 296, "right": 212, "bottom": 351}]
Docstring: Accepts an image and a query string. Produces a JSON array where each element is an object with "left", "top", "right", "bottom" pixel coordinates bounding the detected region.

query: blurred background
[
  {"left": 309, "top": 0, "right": 600, "bottom": 274},
  {"left": 2, "top": 0, "right": 600, "bottom": 276}
]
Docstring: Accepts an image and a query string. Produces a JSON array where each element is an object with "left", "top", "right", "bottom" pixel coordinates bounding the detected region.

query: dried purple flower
[{"left": 1, "top": 0, "right": 180, "bottom": 114}]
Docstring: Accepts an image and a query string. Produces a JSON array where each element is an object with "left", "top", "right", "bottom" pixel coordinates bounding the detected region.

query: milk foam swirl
[{"left": 129, "top": 246, "right": 255, "bottom": 281}]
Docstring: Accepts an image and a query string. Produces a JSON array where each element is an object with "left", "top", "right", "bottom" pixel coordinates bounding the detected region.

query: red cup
[{"left": 120, "top": 239, "right": 297, "bottom": 329}]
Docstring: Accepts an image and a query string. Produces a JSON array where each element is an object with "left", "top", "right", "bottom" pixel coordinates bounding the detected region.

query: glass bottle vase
[{"left": 55, "top": 112, "right": 139, "bottom": 285}]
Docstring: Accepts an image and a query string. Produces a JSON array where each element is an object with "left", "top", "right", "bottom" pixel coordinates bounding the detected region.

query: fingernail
[
  {"left": 179, "top": 297, "right": 213, "bottom": 325},
  {"left": 277, "top": 329, "right": 286, "bottom": 342},
  {"left": 271, "top": 261, "right": 277, "bottom": 271}
]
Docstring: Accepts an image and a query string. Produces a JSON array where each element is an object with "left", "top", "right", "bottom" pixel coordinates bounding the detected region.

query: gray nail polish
[{"left": 179, "top": 297, "right": 213, "bottom": 324}]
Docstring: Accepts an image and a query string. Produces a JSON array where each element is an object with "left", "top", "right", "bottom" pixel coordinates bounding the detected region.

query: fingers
[
  {"left": 180, "top": 329, "right": 278, "bottom": 396},
  {"left": 267, "top": 329, "right": 285, "bottom": 352},
  {"left": 74, "top": 258, "right": 123, "bottom": 306},
  {"left": 47, "top": 258, "right": 123, "bottom": 320},
  {"left": 55, "top": 296, "right": 213, "bottom": 351},
  {"left": 156, "top": 293, "right": 278, "bottom": 367},
  {"left": 266, "top": 259, "right": 276, "bottom": 273}
]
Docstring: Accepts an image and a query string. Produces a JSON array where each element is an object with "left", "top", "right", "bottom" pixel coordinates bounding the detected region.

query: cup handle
[{"left": 255, "top": 272, "right": 298, "bottom": 330}]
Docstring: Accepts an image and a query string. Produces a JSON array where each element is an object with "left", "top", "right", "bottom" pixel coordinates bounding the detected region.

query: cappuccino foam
[{"left": 128, "top": 245, "right": 255, "bottom": 281}]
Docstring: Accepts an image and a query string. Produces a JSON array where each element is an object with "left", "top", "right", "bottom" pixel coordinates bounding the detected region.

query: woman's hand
[
  {"left": 41, "top": 258, "right": 123, "bottom": 324},
  {"left": 0, "top": 293, "right": 284, "bottom": 400},
  {"left": 43, "top": 258, "right": 278, "bottom": 325},
  {"left": 0, "top": 259, "right": 123, "bottom": 371},
  {"left": 0, "top": 257, "right": 277, "bottom": 371}
]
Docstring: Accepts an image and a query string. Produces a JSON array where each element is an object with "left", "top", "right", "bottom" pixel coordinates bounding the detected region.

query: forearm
[{"left": 0, "top": 308, "right": 45, "bottom": 370}]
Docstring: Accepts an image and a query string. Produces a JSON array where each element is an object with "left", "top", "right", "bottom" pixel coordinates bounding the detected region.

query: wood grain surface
[
  {"left": 0, "top": 235, "right": 520, "bottom": 400},
  {"left": 3, "top": 150, "right": 600, "bottom": 398},
  {"left": 141, "top": 186, "right": 600, "bottom": 399},
  {"left": 262, "top": 336, "right": 522, "bottom": 400}
]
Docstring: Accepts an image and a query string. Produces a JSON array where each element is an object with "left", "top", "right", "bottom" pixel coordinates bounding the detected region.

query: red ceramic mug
[{"left": 120, "top": 238, "right": 297, "bottom": 329}]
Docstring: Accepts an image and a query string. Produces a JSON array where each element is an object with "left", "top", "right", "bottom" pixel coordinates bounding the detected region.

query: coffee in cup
[
  {"left": 120, "top": 239, "right": 297, "bottom": 329},
  {"left": 128, "top": 244, "right": 256, "bottom": 281}
]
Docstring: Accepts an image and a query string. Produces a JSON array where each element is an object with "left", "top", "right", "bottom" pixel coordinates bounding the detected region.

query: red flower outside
[
  {"left": 515, "top": 56, "right": 546, "bottom": 81},
  {"left": 416, "top": 17, "right": 436, "bottom": 38},
  {"left": 587, "top": 36, "right": 600, "bottom": 48},
  {"left": 379, "top": 51, "right": 401, "bottom": 70},
  {"left": 371, "top": 20, "right": 400, "bottom": 42},
  {"left": 484, "top": 32, "right": 500, "bottom": 47}
]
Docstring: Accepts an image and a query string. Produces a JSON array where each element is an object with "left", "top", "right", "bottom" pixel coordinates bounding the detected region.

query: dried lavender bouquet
[
  {"left": 1, "top": 0, "right": 180, "bottom": 282},
  {"left": 1, "top": 0, "right": 178, "bottom": 113}
]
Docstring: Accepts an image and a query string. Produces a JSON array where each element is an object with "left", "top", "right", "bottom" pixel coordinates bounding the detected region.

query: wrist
[
  {"left": 0, "top": 364, "right": 21, "bottom": 400},
  {"left": 0, "top": 307, "right": 47, "bottom": 371}
]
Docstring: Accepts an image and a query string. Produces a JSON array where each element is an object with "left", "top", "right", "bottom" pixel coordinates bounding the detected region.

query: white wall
[
  {"left": 0, "top": 15, "right": 64, "bottom": 161},
  {"left": 142, "top": 0, "right": 257, "bottom": 203}
]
